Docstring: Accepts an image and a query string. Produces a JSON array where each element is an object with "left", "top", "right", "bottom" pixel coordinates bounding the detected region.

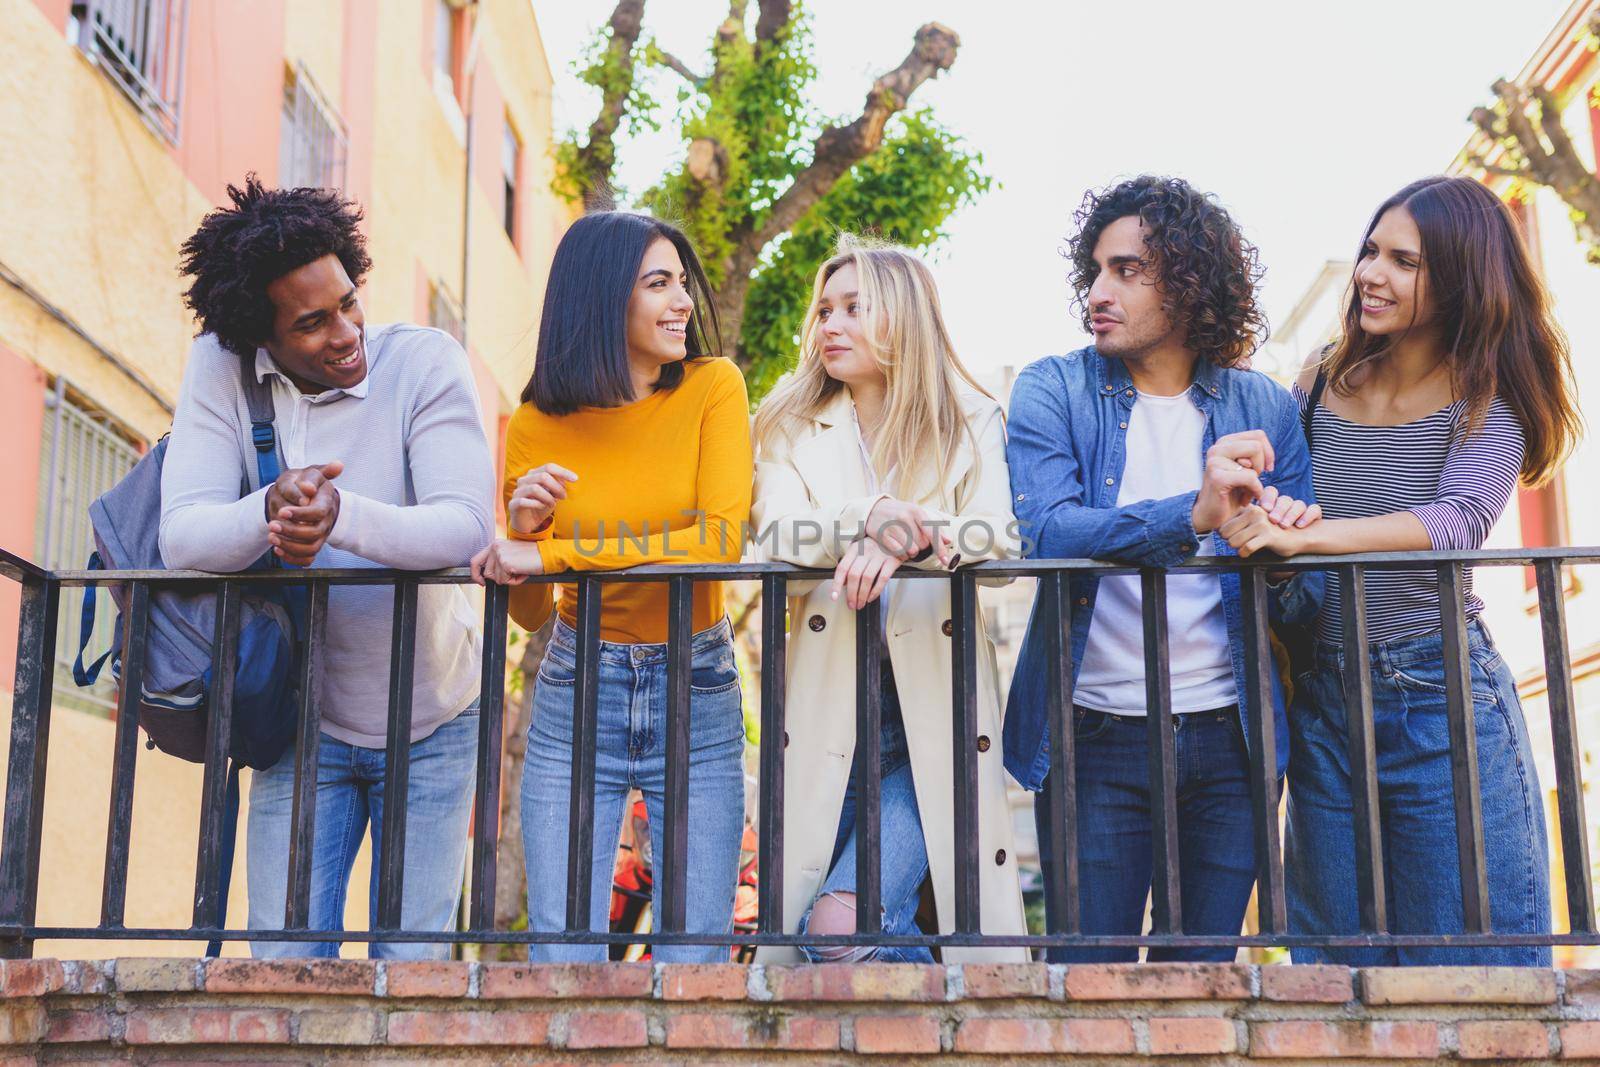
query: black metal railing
[{"left": 2, "top": 545, "right": 1598, "bottom": 958}]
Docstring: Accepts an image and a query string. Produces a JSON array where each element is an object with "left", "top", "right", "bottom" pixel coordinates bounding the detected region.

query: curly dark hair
[
  {"left": 179, "top": 175, "right": 372, "bottom": 358},
  {"left": 1067, "top": 175, "right": 1267, "bottom": 368}
]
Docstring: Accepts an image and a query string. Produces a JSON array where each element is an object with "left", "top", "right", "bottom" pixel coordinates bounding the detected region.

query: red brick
[
  {"left": 478, "top": 962, "right": 652, "bottom": 999},
  {"left": 44, "top": 1010, "right": 111, "bottom": 1044},
  {"left": 566, "top": 1009, "right": 648, "bottom": 1049},
  {"left": 205, "top": 958, "right": 377, "bottom": 996},
  {"left": 114, "top": 958, "right": 201, "bottom": 992},
  {"left": 61, "top": 961, "right": 111, "bottom": 995},
  {"left": 1566, "top": 970, "right": 1600, "bottom": 1008},
  {"left": 383, "top": 961, "right": 470, "bottom": 998},
  {"left": 1458, "top": 1020, "right": 1550, "bottom": 1060},
  {"left": 387, "top": 1009, "right": 551, "bottom": 1046},
  {"left": 1250, "top": 1020, "right": 1439, "bottom": 1059},
  {"left": 854, "top": 1014, "right": 942, "bottom": 1055},
  {"left": 0, "top": 960, "right": 64, "bottom": 997},
  {"left": 1062, "top": 963, "right": 1252, "bottom": 1000},
  {"left": 124, "top": 1008, "right": 291, "bottom": 1045},
  {"left": 953, "top": 1017, "right": 1136, "bottom": 1055},
  {"left": 1261, "top": 964, "right": 1353, "bottom": 1003},
  {"left": 1361, "top": 966, "right": 1556, "bottom": 1005},
  {"left": 765, "top": 963, "right": 945, "bottom": 1002},
  {"left": 1560, "top": 1021, "right": 1600, "bottom": 1058},
  {"left": 1149, "top": 1016, "right": 1237, "bottom": 1055},
  {"left": 664, "top": 1012, "right": 839, "bottom": 1051},
  {"left": 962, "top": 963, "right": 1049, "bottom": 998},
  {"left": 0, "top": 1005, "right": 45, "bottom": 1045},
  {"left": 659, "top": 963, "right": 747, "bottom": 1000}
]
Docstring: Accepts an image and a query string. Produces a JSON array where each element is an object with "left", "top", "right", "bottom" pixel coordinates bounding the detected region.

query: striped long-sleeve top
[{"left": 1293, "top": 385, "right": 1525, "bottom": 644}]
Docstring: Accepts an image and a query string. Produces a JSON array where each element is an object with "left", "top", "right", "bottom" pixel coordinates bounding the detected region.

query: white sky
[{"left": 531, "top": 0, "right": 1574, "bottom": 378}]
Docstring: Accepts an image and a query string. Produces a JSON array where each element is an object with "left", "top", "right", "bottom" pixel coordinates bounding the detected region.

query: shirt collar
[
  {"left": 1090, "top": 345, "right": 1224, "bottom": 403},
  {"left": 254, "top": 345, "right": 371, "bottom": 402}
]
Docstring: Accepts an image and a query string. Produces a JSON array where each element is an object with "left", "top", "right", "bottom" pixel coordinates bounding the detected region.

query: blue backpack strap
[
  {"left": 239, "top": 354, "right": 309, "bottom": 634},
  {"left": 72, "top": 551, "right": 114, "bottom": 686}
]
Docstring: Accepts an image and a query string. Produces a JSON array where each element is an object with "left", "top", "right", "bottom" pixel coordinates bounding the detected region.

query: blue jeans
[
  {"left": 245, "top": 704, "right": 480, "bottom": 959},
  {"left": 522, "top": 616, "right": 745, "bottom": 963},
  {"left": 800, "top": 667, "right": 932, "bottom": 963},
  {"left": 1035, "top": 706, "right": 1257, "bottom": 963},
  {"left": 1285, "top": 619, "right": 1551, "bottom": 966}
]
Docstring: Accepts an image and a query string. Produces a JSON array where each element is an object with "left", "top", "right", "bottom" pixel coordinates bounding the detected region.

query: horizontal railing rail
[{"left": 2, "top": 545, "right": 1597, "bottom": 958}]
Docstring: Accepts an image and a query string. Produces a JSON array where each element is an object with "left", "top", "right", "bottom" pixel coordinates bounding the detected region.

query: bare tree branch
[
  {"left": 655, "top": 48, "right": 708, "bottom": 88},
  {"left": 1471, "top": 75, "right": 1600, "bottom": 254},
  {"left": 754, "top": 0, "right": 792, "bottom": 45},
  {"left": 572, "top": 0, "right": 647, "bottom": 212}
]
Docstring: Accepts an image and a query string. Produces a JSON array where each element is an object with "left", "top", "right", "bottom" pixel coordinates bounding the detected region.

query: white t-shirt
[{"left": 1072, "top": 390, "right": 1236, "bottom": 715}]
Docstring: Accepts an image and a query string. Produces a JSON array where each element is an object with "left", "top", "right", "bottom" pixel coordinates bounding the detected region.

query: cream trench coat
[{"left": 750, "top": 388, "right": 1028, "bottom": 963}]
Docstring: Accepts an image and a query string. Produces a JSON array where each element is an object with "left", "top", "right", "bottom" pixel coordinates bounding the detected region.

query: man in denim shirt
[{"left": 1003, "top": 176, "right": 1320, "bottom": 962}]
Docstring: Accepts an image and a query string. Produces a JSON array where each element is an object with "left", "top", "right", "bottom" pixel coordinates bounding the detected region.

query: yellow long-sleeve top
[{"left": 502, "top": 356, "right": 753, "bottom": 644}]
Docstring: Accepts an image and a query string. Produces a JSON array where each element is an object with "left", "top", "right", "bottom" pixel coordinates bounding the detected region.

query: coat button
[
  {"left": 977, "top": 735, "right": 991, "bottom": 752},
  {"left": 941, "top": 619, "right": 953, "bottom": 637},
  {"left": 1104, "top": 477, "right": 1114, "bottom": 486},
  {"left": 1077, "top": 597, "right": 1088, "bottom": 606},
  {"left": 995, "top": 849, "right": 1007, "bottom": 865},
  {"left": 808, "top": 615, "right": 826, "bottom": 632}
]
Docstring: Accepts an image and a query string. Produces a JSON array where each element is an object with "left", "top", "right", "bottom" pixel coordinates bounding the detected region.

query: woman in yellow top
[
  {"left": 750, "top": 236, "right": 1028, "bottom": 963},
  {"left": 471, "top": 212, "right": 752, "bottom": 962}
]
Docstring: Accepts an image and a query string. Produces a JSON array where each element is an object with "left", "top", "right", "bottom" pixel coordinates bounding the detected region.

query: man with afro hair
[
  {"left": 1002, "top": 176, "right": 1322, "bottom": 964},
  {"left": 161, "top": 175, "right": 494, "bottom": 959}
]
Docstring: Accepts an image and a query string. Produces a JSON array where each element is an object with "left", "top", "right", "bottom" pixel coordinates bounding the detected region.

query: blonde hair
[{"left": 753, "top": 234, "right": 993, "bottom": 508}]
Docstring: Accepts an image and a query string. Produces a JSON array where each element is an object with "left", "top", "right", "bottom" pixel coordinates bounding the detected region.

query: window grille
[{"left": 70, "top": 0, "right": 190, "bottom": 145}]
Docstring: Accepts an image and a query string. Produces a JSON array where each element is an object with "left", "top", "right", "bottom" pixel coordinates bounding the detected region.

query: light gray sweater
[{"left": 158, "top": 324, "right": 495, "bottom": 747}]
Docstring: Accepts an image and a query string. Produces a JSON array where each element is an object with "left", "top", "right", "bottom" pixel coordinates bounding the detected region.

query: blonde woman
[{"left": 751, "top": 237, "right": 1027, "bottom": 962}]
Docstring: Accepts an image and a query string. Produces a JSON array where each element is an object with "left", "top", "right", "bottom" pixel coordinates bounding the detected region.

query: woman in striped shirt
[{"left": 1222, "top": 176, "right": 1580, "bottom": 965}]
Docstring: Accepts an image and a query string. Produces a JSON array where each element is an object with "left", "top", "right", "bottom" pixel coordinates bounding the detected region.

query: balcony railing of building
[
  {"left": 70, "top": 0, "right": 190, "bottom": 146},
  {"left": 1, "top": 546, "right": 1597, "bottom": 959}
]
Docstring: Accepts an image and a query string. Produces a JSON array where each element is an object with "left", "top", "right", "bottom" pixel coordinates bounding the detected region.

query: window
[
  {"left": 502, "top": 117, "right": 521, "bottom": 244},
  {"left": 33, "top": 380, "right": 144, "bottom": 713},
  {"left": 69, "top": 0, "right": 190, "bottom": 145},
  {"left": 428, "top": 280, "right": 465, "bottom": 344},
  {"left": 279, "top": 63, "right": 348, "bottom": 191},
  {"left": 434, "top": 0, "right": 463, "bottom": 101}
]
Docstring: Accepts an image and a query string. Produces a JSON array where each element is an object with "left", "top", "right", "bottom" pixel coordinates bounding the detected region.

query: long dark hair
[
  {"left": 522, "top": 212, "right": 721, "bottom": 415},
  {"left": 1322, "top": 176, "right": 1579, "bottom": 485}
]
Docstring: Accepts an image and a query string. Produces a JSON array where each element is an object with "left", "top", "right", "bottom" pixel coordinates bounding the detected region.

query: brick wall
[{"left": 4, "top": 957, "right": 1600, "bottom": 1061}]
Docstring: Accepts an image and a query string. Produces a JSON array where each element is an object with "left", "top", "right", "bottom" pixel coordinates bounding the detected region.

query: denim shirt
[{"left": 1001, "top": 348, "right": 1322, "bottom": 789}]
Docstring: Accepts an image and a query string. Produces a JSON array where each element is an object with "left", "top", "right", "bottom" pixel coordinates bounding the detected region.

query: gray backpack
[{"left": 73, "top": 350, "right": 302, "bottom": 769}]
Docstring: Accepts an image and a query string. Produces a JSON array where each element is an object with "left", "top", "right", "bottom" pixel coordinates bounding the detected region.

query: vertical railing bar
[
  {"left": 757, "top": 575, "right": 787, "bottom": 935},
  {"left": 1437, "top": 562, "right": 1490, "bottom": 934},
  {"left": 564, "top": 576, "right": 601, "bottom": 931},
  {"left": 660, "top": 577, "right": 693, "bottom": 934},
  {"left": 1337, "top": 564, "right": 1387, "bottom": 933},
  {"left": 1535, "top": 559, "right": 1594, "bottom": 933},
  {"left": 1042, "top": 571, "right": 1078, "bottom": 934},
  {"left": 854, "top": 596, "right": 883, "bottom": 936},
  {"left": 1239, "top": 567, "right": 1286, "bottom": 933},
  {"left": 192, "top": 580, "right": 239, "bottom": 928},
  {"left": 375, "top": 579, "right": 418, "bottom": 930},
  {"left": 284, "top": 580, "right": 328, "bottom": 929},
  {"left": 469, "top": 581, "right": 509, "bottom": 931},
  {"left": 950, "top": 571, "right": 980, "bottom": 933},
  {"left": 0, "top": 575, "right": 61, "bottom": 958},
  {"left": 1141, "top": 569, "right": 1181, "bottom": 934},
  {"left": 100, "top": 580, "right": 149, "bottom": 928}
]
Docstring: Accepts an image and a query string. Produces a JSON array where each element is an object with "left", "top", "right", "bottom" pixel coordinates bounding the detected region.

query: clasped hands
[
  {"left": 832, "top": 498, "right": 958, "bottom": 610},
  {"left": 1192, "top": 431, "right": 1322, "bottom": 558},
  {"left": 264, "top": 461, "right": 343, "bottom": 566}
]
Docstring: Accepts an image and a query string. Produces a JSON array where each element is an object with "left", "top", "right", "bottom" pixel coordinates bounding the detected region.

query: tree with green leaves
[
  {"left": 556, "top": 0, "right": 991, "bottom": 401},
  {"left": 1465, "top": 10, "right": 1600, "bottom": 263}
]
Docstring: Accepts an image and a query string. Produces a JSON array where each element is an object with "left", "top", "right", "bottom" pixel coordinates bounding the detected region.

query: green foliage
[
  {"left": 561, "top": 3, "right": 991, "bottom": 404},
  {"left": 739, "top": 110, "right": 992, "bottom": 400}
]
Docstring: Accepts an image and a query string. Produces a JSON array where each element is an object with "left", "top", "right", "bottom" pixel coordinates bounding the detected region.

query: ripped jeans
[{"left": 799, "top": 666, "right": 933, "bottom": 963}]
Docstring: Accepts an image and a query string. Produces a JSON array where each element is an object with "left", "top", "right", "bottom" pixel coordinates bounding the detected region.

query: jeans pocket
[
  {"left": 690, "top": 641, "right": 740, "bottom": 695},
  {"left": 537, "top": 644, "right": 578, "bottom": 688},
  {"left": 1388, "top": 660, "right": 1496, "bottom": 704},
  {"left": 1074, "top": 708, "right": 1112, "bottom": 743}
]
